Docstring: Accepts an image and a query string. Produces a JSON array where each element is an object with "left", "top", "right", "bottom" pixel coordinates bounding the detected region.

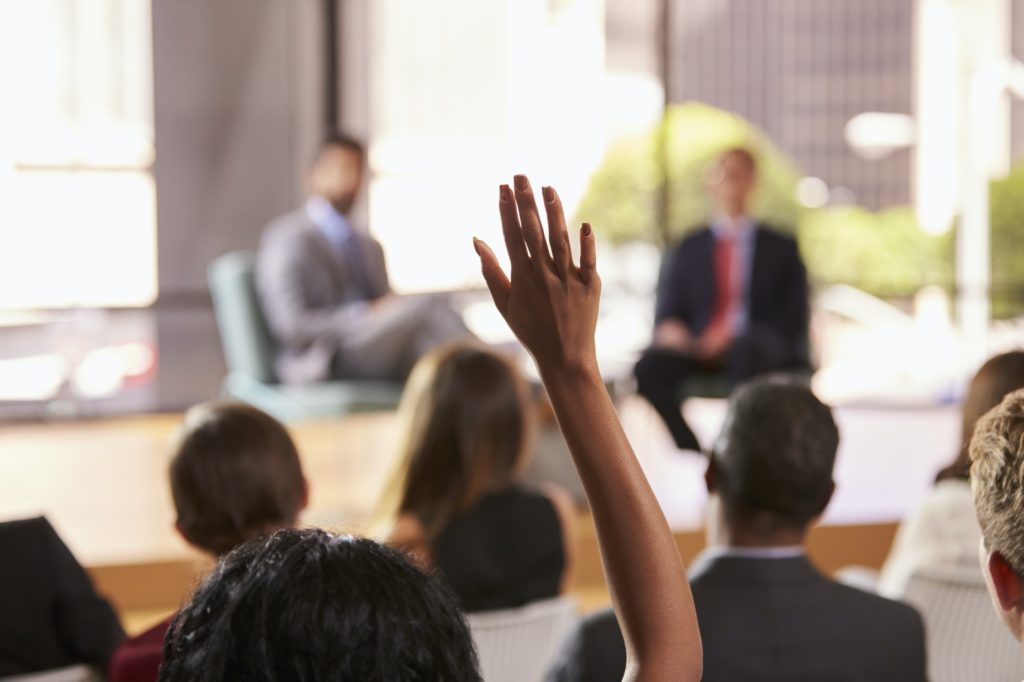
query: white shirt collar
[{"left": 698, "top": 544, "right": 805, "bottom": 562}]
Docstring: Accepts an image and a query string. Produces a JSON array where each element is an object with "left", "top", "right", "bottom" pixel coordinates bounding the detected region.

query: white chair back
[
  {"left": 466, "top": 596, "right": 578, "bottom": 682},
  {"left": 0, "top": 666, "right": 99, "bottom": 682},
  {"left": 902, "top": 564, "right": 1024, "bottom": 682}
]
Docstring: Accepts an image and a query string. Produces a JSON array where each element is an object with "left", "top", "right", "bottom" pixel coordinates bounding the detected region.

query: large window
[{"left": 0, "top": 0, "right": 156, "bottom": 309}]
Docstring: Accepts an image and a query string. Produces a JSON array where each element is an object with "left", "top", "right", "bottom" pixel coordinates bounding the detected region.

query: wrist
[{"left": 537, "top": 357, "right": 602, "bottom": 388}]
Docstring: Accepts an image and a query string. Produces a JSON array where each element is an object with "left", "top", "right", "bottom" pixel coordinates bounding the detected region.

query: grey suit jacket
[
  {"left": 255, "top": 207, "right": 390, "bottom": 383},
  {"left": 547, "top": 554, "right": 928, "bottom": 682}
]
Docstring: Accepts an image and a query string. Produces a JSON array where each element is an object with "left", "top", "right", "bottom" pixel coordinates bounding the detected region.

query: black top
[
  {"left": 432, "top": 485, "right": 565, "bottom": 613},
  {"left": 0, "top": 517, "right": 125, "bottom": 676},
  {"left": 546, "top": 554, "right": 927, "bottom": 682}
]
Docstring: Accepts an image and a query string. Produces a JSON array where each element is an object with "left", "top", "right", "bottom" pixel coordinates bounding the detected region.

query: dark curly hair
[{"left": 158, "top": 528, "right": 480, "bottom": 681}]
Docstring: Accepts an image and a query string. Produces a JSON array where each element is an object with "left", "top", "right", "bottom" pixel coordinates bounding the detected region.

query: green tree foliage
[
  {"left": 797, "top": 206, "right": 953, "bottom": 298},
  {"left": 988, "top": 165, "right": 1024, "bottom": 318},
  {"left": 576, "top": 102, "right": 803, "bottom": 244}
]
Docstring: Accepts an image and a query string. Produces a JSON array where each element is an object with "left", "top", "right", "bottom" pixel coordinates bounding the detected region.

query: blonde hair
[
  {"left": 376, "top": 343, "right": 532, "bottom": 543},
  {"left": 970, "top": 387, "right": 1024, "bottom": 575}
]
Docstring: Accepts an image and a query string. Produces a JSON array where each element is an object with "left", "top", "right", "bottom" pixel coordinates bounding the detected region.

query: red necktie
[{"left": 709, "top": 232, "right": 737, "bottom": 332}]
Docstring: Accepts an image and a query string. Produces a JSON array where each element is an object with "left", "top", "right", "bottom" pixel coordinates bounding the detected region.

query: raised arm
[{"left": 474, "top": 176, "right": 701, "bottom": 682}]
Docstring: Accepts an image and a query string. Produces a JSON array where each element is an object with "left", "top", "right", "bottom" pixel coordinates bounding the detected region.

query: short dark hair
[
  {"left": 712, "top": 379, "right": 838, "bottom": 529},
  {"left": 169, "top": 403, "right": 306, "bottom": 555},
  {"left": 314, "top": 130, "right": 365, "bottom": 164},
  {"left": 158, "top": 528, "right": 481, "bottom": 681}
]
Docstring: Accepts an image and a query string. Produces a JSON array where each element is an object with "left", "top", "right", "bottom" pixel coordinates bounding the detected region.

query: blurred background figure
[
  {"left": 108, "top": 403, "right": 308, "bottom": 682},
  {"left": 879, "top": 350, "right": 1024, "bottom": 597},
  {"left": 634, "top": 148, "right": 809, "bottom": 451},
  {"left": 0, "top": 517, "right": 124, "bottom": 677},
  {"left": 256, "top": 133, "right": 473, "bottom": 384},
  {"left": 380, "top": 344, "right": 575, "bottom": 612}
]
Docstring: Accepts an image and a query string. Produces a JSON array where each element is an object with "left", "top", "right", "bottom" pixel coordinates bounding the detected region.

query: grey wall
[{"left": 153, "top": 0, "right": 327, "bottom": 300}]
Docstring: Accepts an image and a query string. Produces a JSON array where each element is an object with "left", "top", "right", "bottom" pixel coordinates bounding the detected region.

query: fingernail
[
  {"left": 472, "top": 237, "right": 482, "bottom": 255},
  {"left": 499, "top": 185, "right": 512, "bottom": 201},
  {"left": 514, "top": 175, "right": 528, "bottom": 191},
  {"left": 542, "top": 186, "right": 555, "bottom": 204},
  {"left": 582, "top": 223, "right": 592, "bottom": 237}
]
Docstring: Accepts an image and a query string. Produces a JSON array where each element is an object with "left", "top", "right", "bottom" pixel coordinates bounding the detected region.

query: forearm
[{"left": 539, "top": 364, "right": 701, "bottom": 681}]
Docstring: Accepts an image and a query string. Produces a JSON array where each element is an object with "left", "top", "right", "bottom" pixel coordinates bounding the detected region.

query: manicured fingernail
[
  {"left": 542, "top": 186, "right": 555, "bottom": 204},
  {"left": 499, "top": 185, "right": 512, "bottom": 201},
  {"left": 582, "top": 223, "right": 592, "bottom": 237},
  {"left": 514, "top": 175, "right": 528, "bottom": 191}
]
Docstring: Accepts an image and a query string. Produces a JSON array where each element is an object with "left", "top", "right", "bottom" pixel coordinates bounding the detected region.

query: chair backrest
[
  {"left": 465, "top": 596, "right": 578, "bottom": 682},
  {"left": 208, "top": 251, "right": 277, "bottom": 384},
  {"left": 902, "top": 564, "right": 1024, "bottom": 682},
  {"left": 0, "top": 665, "right": 99, "bottom": 682}
]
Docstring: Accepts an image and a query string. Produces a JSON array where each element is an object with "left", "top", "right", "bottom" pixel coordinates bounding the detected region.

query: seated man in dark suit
[
  {"left": 634, "top": 147, "right": 809, "bottom": 451},
  {"left": 256, "top": 132, "right": 471, "bottom": 383},
  {"left": 547, "top": 380, "right": 927, "bottom": 682},
  {"left": 0, "top": 516, "right": 124, "bottom": 676}
]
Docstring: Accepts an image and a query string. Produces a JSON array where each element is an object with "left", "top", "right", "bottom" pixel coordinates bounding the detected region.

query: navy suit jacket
[
  {"left": 656, "top": 224, "right": 809, "bottom": 364},
  {"left": 546, "top": 554, "right": 927, "bottom": 682}
]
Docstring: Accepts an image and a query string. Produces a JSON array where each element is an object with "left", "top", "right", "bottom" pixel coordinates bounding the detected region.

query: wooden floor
[{"left": 1, "top": 397, "right": 949, "bottom": 633}]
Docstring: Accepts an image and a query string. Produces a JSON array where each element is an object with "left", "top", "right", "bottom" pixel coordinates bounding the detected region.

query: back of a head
[
  {"left": 170, "top": 403, "right": 306, "bottom": 555},
  {"left": 392, "top": 343, "right": 529, "bottom": 540},
  {"left": 713, "top": 380, "right": 839, "bottom": 530},
  {"left": 939, "top": 351, "right": 1024, "bottom": 481},
  {"left": 158, "top": 528, "right": 480, "bottom": 682},
  {"left": 969, "top": 388, "right": 1024, "bottom": 578}
]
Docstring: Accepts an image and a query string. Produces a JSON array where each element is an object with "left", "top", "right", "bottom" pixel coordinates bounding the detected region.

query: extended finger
[
  {"left": 513, "top": 175, "right": 553, "bottom": 268},
  {"left": 579, "top": 223, "right": 597, "bottom": 284},
  {"left": 498, "top": 184, "right": 529, "bottom": 271},
  {"left": 474, "top": 238, "right": 511, "bottom": 314},
  {"left": 542, "top": 186, "right": 573, "bottom": 277}
]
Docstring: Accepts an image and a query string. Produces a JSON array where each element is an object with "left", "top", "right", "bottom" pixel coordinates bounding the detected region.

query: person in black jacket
[
  {"left": 634, "top": 147, "right": 809, "bottom": 451},
  {"left": 547, "top": 380, "right": 928, "bottom": 682},
  {"left": 0, "top": 516, "right": 124, "bottom": 676}
]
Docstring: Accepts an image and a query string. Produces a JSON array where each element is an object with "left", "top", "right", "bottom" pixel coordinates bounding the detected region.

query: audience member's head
[
  {"left": 170, "top": 402, "right": 307, "bottom": 556},
  {"left": 382, "top": 343, "right": 531, "bottom": 542},
  {"left": 706, "top": 379, "right": 838, "bottom": 545},
  {"left": 969, "top": 388, "right": 1024, "bottom": 642},
  {"left": 158, "top": 528, "right": 480, "bottom": 681},
  {"left": 308, "top": 131, "right": 365, "bottom": 214},
  {"left": 938, "top": 350, "right": 1024, "bottom": 482},
  {"left": 709, "top": 146, "right": 758, "bottom": 217}
]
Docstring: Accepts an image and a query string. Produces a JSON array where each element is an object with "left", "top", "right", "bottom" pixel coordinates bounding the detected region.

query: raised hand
[
  {"left": 473, "top": 174, "right": 702, "bottom": 682},
  {"left": 474, "top": 175, "right": 600, "bottom": 378}
]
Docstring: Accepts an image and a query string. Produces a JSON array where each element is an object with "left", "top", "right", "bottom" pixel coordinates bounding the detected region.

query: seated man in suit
[
  {"left": 0, "top": 517, "right": 124, "bottom": 676},
  {"left": 107, "top": 403, "right": 308, "bottom": 682},
  {"left": 634, "top": 147, "right": 809, "bottom": 451},
  {"left": 547, "top": 380, "right": 927, "bottom": 682},
  {"left": 256, "top": 132, "right": 471, "bottom": 383},
  {"left": 969, "top": 388, "right": 1024, "bottom": 647}
]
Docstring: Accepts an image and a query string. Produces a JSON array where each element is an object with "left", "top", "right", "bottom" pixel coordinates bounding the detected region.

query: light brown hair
[
  {"left": 170, "top": 403, "right": 306, "bottom": 555},
  {"left": 970, "top": 387, "right": 1024, "bottom": 576},
  {"left": 383, "top": 344, "right": 531, "bottom": 543}
]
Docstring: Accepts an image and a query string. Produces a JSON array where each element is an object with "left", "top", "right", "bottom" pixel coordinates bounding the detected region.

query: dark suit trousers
[{"left": 634, "top": 329, "right": 795, "bottom": 451}]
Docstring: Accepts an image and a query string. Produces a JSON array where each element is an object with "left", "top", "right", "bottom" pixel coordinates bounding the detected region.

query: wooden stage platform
[{"left": 0, "top": 396, "right": 956, "bottom": 633}]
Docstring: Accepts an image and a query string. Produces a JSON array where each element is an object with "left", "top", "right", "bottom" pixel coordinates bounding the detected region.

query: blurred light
[
  {"left": 844, "top": 112, "right": 916, "bottom": 160},
  {"left": 72, "top": 348, "right": 126, "bottom": 399},
  {"left": 118, "top": 342, "right": 156, "bottom": 378},
  {"left": 829, "top": 186, "right": 857, "bottom": 207},
  {"left": 795, "top": 177, "right": 829, "bottom": 208},
  {"left": 0, "top": 354, "right": 67, "bottom": 401}
]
